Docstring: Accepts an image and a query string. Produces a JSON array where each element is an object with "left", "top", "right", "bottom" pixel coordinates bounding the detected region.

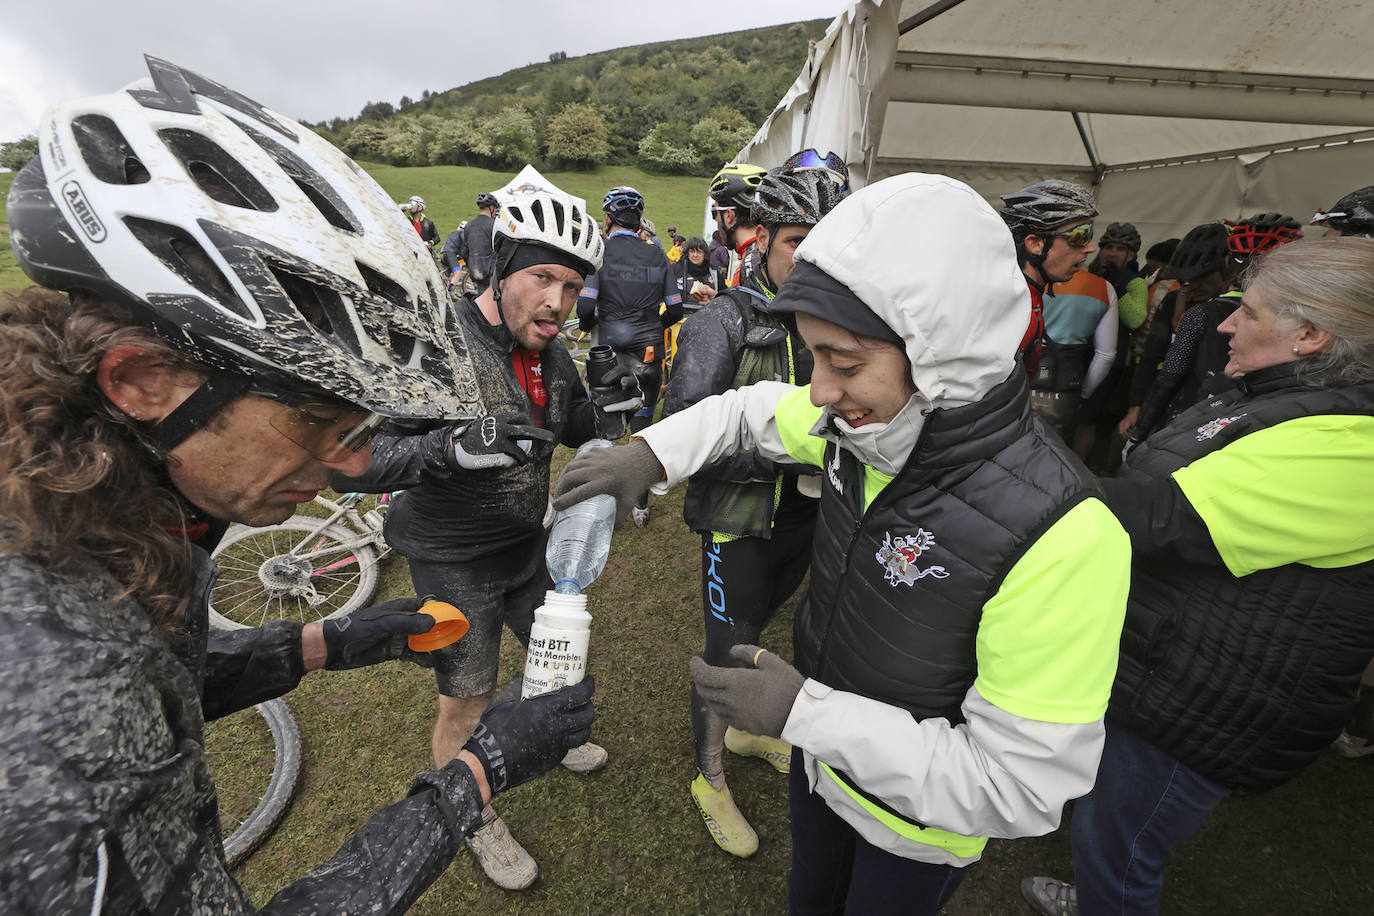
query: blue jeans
[
  {"left": 1071, "top": 722, "right": 1231, "bottom": 914},
  {"left": 788, "top": 748, "right": 968, "bottom": 915}
]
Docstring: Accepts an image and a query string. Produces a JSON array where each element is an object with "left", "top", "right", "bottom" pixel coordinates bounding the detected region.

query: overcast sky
[{"left": 0, "top": 0, "right": 846, "bottom": 144}]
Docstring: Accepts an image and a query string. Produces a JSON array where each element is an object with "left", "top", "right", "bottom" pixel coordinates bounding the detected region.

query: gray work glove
[
  {"left": 553, "top": 438, "right": 665, "bottom": 525},
  {"left": 322, "top": 597, "right": 436, "bottom": 670},
  {"left": 462, "top": 678, "right": 596, "bottom": 793},
  {"left": 449, "top": 413, "right": 555, "bottom": 471},
  {"left": 689, "top": 645, "right": 804, "bottom": 739}
]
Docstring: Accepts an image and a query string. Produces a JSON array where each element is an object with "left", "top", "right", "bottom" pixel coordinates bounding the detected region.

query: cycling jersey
[{"left": 576, "top": 230, "right": 682, "bottom": 351}]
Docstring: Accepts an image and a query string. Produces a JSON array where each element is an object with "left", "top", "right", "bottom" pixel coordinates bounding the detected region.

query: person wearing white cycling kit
[
  {"left": 0, "top": 56, "right": 595, "bottom": 914},
  {"left": 336, "top": 181, "right": 639, "bottom": 891},
  {"left": 576, "top": 185, "right": 682, "bottom": 526},
  {"left": 665, "top": 159, "right": 846, "bottom": 858},
  {"left": 999, "top": 180, "right": 1115, "bottom": 441},
  {"left": 556, "top": 173, "right": 1130, "bottom": 915}
]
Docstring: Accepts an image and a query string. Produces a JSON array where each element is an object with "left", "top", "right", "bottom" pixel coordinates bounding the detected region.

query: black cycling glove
[
  {"left": 589, "top": 363, "right": 644, "bottom": 440},
  {"left": 462, "top": 678, "right": 596, "bottom": 793},
  {"left": 448, "top": 413, "right": 555, "bottom": 471},
  {"left": 322, "top": 597, "right": 434, "bottom": 670}
]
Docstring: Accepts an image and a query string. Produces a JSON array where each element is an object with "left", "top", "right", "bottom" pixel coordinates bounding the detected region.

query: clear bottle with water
[{"left": 546, "top": 439, "right": 617, "bottom": 595}]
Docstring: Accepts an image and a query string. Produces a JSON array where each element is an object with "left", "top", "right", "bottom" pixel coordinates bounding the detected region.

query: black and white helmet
[
  {"left": 8, "top": 55, "right": 479, "bottom": 420},
  {"left": 1311, "top": 185, "right": 1374, "bottom": 238},
  {"left": 492, "top": 186, "right": 604, "bottom": 279},
  {"left": 999, "top": 180, "right": 1098, "bottom": 232},
  {"left": 752, "top": 166, "right": 846, "bottom": 228}
]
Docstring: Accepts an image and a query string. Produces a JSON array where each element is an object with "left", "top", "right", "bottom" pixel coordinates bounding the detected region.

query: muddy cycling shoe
[
  {"left": 467, "top": 805, "right": 537, "bottom": 890},
  {"left": 1021, "top": 876, "right": 1079, "bottom": 916},
  {"left": 1332, "top": 729, "right": 1374, "bottom": 758},
  {"left": 690, "top": 773, "right": 759, "bottom": 859},
  {"left": 631, "top": 505, "right": 650, "bottom": 528},
  {"left": 561, "top": 741, "right": 609, "bottom": 772},
  {"left": 724, "top": 727, "right": 792, "bottom": 774}
]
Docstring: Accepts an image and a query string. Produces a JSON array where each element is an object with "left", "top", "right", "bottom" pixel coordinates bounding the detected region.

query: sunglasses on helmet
[
  {"left": 782, "top": 149, "right": 849, "bottom": 191},
  {"left": 250, "top": 387, "right": 387, "bottom": 462},
  {"left": 1047, "top": 222, "right": 1095, "bottom": 248}
]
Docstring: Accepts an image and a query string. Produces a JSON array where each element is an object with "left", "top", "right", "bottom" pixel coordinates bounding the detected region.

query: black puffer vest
[
  {"left": 794, "top": 370, "right": 1100, "bottom": 721},
  {"left": 1110, "top": 364, "right": 1374, "bottom": 792}
]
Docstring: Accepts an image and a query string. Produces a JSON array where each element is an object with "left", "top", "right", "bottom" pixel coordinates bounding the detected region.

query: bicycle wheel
[
  {"left": 209, "top": 516, "right": 378, "bottom": 630},
  {"left": 204, "top": 699, "right": 302, "bottom": 869},
  {"left": 560, "top": 319, "right": 592, "bottom": 370}
]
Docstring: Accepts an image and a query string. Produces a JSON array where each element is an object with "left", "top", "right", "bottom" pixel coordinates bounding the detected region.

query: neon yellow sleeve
[
  {"left": 1170, "top": 414, "right": 1374, "bottom": 577},
  {"left": 974, "top": 499, "right": 1131, "bottom": 725},
  {"left": 774, "top": 385, "right": 827, "bottom": 467}
]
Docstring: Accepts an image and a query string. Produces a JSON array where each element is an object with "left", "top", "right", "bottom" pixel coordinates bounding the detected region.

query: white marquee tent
[{"left": 736, "top": 0, "right": 1374, "bottom": 246}]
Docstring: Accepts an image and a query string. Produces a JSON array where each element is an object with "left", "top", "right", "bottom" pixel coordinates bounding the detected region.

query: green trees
[
  {"left": 323, "top": 20, "right": 824, "bottom": 172},
  {"left": 0, "top": 135, "right": 39, "bottom": 171}
]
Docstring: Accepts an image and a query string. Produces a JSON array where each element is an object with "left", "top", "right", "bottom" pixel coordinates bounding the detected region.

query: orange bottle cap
[{"left": 408, "top": 600, "right": 469, "bottom": 652}]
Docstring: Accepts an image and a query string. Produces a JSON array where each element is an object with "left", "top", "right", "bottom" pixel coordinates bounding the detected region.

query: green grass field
[{"left": 359, "top": 161, "right": 714, "bottom": 246}]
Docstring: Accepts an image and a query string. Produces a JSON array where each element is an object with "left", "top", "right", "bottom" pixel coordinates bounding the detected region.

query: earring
[{"left": 1292, "top": 346, "right": 1301, "bottom": 354}]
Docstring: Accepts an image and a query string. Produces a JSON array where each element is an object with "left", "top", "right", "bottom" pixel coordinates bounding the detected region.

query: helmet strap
[{"left": 149, "top": 370, "right": 253, "bottom": 452}]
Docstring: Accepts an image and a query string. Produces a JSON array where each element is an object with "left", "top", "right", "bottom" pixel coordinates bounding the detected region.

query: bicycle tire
[
  {"left": 205, "top": 699, "right": 302, "bottom": 869},
  {"left": 209, "top": 516, "right": 378, "bottom": 630}
]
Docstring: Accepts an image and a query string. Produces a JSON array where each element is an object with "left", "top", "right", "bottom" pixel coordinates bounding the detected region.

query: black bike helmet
[
  {"left": 709, "top": 163, "right": 767, "bottom": 211},
  {"left": 476, "top": 191, "right": 499, "bottom": 209},
  {"left": 1311, "top": 185, "right": 1374, "bottom": 237},
  {"left": 1098, "top": 222, "right": 1142, "bottom": 251},
  {"left": 602, "top": 185, "right": 645, "bottom": 229},
  {"left": 8, "top": 54, "right": 479, "bottom": 423},
  {"left": 999, "top": 179, "right": 1098, "bottom": 232},
  {"left": 752, "top": 167, "right": 845, "bottom": 228},
  {"left": 1158, "top": 223, "right": 1229, "bottom": 281}
]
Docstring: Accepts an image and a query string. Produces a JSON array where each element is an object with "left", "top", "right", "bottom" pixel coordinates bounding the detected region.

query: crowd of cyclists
[{"left": 1, "top": 56, "right": 1372, "bottom": 916}]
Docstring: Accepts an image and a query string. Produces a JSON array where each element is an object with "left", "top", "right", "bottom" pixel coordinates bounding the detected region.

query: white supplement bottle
[{"left": 521, "top": 591, "right": 592, "bottom": 699}]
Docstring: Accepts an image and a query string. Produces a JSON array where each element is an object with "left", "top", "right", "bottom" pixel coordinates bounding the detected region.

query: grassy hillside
[{"left": 361, "top": 162, "right": 713, "bottom": 244}]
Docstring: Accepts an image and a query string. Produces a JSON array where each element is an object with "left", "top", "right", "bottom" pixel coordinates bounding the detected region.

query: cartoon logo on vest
[
  {"left": 876, "top": 529, "right": 949, "bottom": 587},
  {"left": 1195, "top": 413, "right": 1246, "bottom": 442}
]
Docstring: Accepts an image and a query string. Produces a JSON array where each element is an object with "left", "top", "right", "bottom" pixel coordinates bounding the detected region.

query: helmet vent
[
  {"left": 123, "top": 216, "right": 251, "bottom": 320},
  {"left": 236, "top": 122, "right": 360, "bottom": 233},
  {"left": 71, "top": 114, "right": 150, "bottom": 185},
  {"left": 265, "top": 260, "right": 361, "bottom": 356},
  {"left": 157, "top": 128, "right": 277, "bottom": 212}
]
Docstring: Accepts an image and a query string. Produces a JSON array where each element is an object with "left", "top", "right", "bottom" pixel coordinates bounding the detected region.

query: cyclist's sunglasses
[
  {"left": 782, "top": 149, "right": 849, "bottom": 191},
  {"left": 250, "top": 387, "right": 387, "bottom": 462},
  {"left": 1047, "top": 222, "right": 1095, "bottom": 248}
]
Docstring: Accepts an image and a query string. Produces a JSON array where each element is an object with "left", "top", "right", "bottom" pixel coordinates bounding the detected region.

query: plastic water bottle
[{"left": 545, "top": 438, "right": 616, "bottom": 595}]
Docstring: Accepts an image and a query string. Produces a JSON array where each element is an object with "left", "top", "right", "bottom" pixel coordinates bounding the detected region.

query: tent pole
[
  {"left": 1072, "top": 112, "right": 1106, "bottom": 186},
  {"left": 898, "top": 0, "right": 972, "bottom": 34}
]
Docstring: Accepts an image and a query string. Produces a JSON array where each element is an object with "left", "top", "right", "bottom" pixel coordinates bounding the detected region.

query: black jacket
[
  {"left": 0, "top": 541, "right": 485, "bottom": 913},
  {"left": 339, "top": 297, "right": 597, "bottom": 562},
  {"left": 577, "top": 230, "right": 682, "bottom": 351},
  {"left": 1105, "top": 364, "right": 1374, "bottom": 791},
  {"left": 456, "top": 214, "right": 496, "bottom": 281},
  {"left": 797, "top": 370, "right": 1100, "bottom": 721}
]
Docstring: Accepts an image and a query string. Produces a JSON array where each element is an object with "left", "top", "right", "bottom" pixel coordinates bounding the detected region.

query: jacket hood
[{"left": 793, "top": 173, "right": 1030, "bottom": 407}]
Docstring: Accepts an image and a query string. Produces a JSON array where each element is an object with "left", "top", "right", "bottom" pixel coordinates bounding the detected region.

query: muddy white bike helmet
[
  {"left": 8, "top": 55, "right": 479, "bottom": 425},
  {"left": 491, "top": 186, "right": 604, "bottom": 283}
]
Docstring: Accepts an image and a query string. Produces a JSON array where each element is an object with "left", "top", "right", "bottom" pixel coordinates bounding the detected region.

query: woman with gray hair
[{"left": 1025, "top": 236, "right": 1374, "bottom": 915}]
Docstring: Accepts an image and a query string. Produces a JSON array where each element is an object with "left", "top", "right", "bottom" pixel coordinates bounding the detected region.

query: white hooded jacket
[{"left": 638, "top": 174, "right": 1128, "bottom": 866}]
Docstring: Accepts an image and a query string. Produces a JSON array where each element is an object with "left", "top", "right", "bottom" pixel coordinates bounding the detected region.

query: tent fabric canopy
[{"left": 736, "top": 0, "right": 1374, "bottom": 245}]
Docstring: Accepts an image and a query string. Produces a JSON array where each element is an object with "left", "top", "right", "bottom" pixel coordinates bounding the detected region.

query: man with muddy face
[{"left": 334, "top": 180, "right": 640, "bottom": 892}]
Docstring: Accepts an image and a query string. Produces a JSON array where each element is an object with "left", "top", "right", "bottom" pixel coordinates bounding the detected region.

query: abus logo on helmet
[{"left": 61, "top": 181, "right": 106, "bottom": 242}]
